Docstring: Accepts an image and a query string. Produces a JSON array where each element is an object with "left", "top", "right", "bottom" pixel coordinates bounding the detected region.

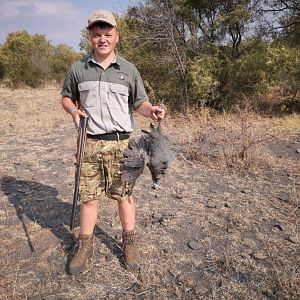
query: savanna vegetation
[
  {"left": 0, "top": 0, "right": 300, "bottom": 112},
  {"left": 0, "top": 0, "right": 299, "bottom": 113}
]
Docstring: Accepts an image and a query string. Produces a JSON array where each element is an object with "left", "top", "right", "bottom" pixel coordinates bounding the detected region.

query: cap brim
[{"left": 87, "top": 20, "right": 116, "bottom": 29}]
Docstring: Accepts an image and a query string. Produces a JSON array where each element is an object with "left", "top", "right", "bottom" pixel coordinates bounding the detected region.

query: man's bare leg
[
  {"left": 118, "top": 196, "right": 136, "bottom": 231},
  {"left": 118, "top": 196, "right": 139, "bottom": 270},
  {"left": 80, "top": 200, "right": 98, "bottom": 235}
]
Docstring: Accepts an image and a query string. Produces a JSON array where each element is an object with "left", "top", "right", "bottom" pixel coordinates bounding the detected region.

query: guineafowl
[{"left": 121, "top": 121, "right": 175, "bottom": 189}]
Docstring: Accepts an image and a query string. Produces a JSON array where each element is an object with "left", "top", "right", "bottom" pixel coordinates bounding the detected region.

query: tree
[
  {"left": 1, "top": 31, "right": 51, "bottom": 87},
  {"left": 185, "top": 0, "right": 259, "bottom": 59},
  {"left": 49, "top": 44, "right": 82, "bottom": 83},
  {"left": 79, "top": 28, "right": 92, "bottom": 54},
  {"left": 124, "top": 0, "right": 193, "bottom": 112},
  {"left": 260, "top": 0, "right": 300, "bottom": 47},
  {"left": 0, "top": 46, "right": 5, "bottom": 80},
  {"left": 1, "top": 31, "right": 81, "bottom": 87}
]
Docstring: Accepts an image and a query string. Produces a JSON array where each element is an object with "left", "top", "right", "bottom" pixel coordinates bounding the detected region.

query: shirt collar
[{"left": 87, "top": 52, "right": 121, "bottom": 67}]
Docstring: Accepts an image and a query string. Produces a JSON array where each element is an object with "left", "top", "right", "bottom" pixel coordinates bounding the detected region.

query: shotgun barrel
[{"left": 70, "top": 116, "right": 89, "bottom": 231}]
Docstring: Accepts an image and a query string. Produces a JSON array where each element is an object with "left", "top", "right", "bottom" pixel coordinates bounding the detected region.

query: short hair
[{"left": 88, "top": 22, "right": 118, "bottom": 32}]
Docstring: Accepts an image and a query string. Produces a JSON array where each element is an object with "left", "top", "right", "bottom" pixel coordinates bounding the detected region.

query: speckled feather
[{"left": 121, "top": 122, "right": 175, "bottom": 187}]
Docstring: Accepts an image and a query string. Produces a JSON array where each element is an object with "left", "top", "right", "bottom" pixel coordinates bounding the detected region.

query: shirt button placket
[{"left": 99, "top": 69, "right": 107, "bottom": 132}]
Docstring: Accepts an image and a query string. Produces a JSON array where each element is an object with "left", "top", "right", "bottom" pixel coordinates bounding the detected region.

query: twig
[
  {"left": 178, "top": 153, "right": 195, "bottom": 166},
  {"left": 136, "top": 289, "right": 151, "bottom": 296},
  {"left": 12, "top": 267, "right": 19, "bottom": 299}
]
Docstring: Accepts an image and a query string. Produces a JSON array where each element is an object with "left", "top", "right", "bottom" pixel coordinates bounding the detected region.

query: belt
[{"left": 87, "top": 132, "right": 130, "bottom": 141}]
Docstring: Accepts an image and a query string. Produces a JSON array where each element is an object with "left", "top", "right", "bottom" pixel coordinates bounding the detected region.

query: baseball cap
[{"left": 87, "top": 10, "right": 117, "bottom": 29}]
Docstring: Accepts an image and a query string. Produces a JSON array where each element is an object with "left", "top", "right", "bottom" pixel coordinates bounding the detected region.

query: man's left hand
[{"left": 150, "top": 106, "right": 166, "bottom": 121}]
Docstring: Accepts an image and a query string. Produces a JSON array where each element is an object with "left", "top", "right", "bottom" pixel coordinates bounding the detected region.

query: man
[{"left": 61, "top": 10, "right": 165, "bottom": 275}]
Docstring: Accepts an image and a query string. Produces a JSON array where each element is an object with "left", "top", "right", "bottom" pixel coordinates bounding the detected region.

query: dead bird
[{"left": 121, "top": 121, "right": 175, "bottom": 189}]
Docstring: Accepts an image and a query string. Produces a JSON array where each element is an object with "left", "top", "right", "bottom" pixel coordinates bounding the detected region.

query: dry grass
[{"left": 0, "top": 85, "right": 299, "bottom": 299}]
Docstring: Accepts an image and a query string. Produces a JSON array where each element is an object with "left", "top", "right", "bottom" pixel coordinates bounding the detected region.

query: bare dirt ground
[{"left": 0, "top": 85, "right": 299, "bottom": 299}]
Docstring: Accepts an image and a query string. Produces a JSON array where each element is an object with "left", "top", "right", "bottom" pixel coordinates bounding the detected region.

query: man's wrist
[{"left": 69, "top": 106, "right": 78, "bottom": 115}]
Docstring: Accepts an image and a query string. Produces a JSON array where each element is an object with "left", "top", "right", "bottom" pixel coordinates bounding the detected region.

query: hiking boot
[
  {"left": 122, "top": 230, "right": 140, "bottom": 271},
  {"left": 68, "top": 233, "right": 93, "bottom": 275}
]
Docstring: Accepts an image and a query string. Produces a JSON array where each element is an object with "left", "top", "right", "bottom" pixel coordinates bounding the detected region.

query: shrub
[
  {"left": 1, "top": 31, "right": 51, "bottom": 87},
  {"left": 49, "top": 44, "right": 82, "bottom": 83},
  {"left": 189, "top": 55, "right": 220, "bottom": 108}
]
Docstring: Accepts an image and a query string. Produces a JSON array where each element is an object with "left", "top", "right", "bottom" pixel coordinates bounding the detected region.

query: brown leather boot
[
  {"left": 68, "top": 233, "right": 93, "bottom": 275},
  {"left": 122, "top": 230, "right": 140, "bottom": 271}
]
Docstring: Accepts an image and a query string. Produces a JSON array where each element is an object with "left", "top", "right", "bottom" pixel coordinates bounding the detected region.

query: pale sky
[{"left": 0, "top": 0, "right": 139, "bottom": 51}]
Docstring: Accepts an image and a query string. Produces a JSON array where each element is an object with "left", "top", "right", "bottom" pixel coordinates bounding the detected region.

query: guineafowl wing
[{"left": 121, "top": 136, "right": 148, "bottom": 183}]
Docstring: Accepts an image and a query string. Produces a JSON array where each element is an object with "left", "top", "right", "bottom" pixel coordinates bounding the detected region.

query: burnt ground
[{"left": 0, "top": 86, "right": 299, "bottom": 299}]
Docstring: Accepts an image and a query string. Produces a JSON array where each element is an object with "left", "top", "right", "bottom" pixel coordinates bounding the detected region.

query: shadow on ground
[{"left": 0, "top": 176, "right": 123, "bottom": 272}]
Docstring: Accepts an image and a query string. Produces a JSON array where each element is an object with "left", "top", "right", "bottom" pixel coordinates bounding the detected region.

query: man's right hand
[
  {"left": 61, "top": 97, "right": 87, "bottom": 128},
  {"left": 71, "top": 109, "right": 86, "bottom": 128}
]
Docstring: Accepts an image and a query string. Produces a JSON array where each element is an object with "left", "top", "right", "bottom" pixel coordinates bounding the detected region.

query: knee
[
  {"left": 81, "top": 200, "right": 98, "bottom": 208},
  {"left": 118, "top": 196, "right": 135, "bottom": 208}
]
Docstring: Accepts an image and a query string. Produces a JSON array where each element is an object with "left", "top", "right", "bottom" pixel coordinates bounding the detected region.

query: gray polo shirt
[{"left": 61, "top": 54, "right": 148, "bottom": 135}]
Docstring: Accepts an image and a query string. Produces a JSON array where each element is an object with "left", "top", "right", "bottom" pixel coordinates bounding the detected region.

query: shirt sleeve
[
  {"left": 132, "top": 68, "right": 149, "bottom": 109},
  {"left": 61, "top": 65, "right": 79, "bottom": 103}
]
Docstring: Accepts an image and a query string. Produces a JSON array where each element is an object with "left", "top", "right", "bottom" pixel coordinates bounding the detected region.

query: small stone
[
  {"left": 151, "top": 181, "right": 160, "bottom": 189},
  {"left": 178, "top": 273, "right": 196, "bottom": 288},
  {"left": 262, "top": 289, "right": 275, "bottom": 298},
  {"left": 253, "top": 251, "right": 268, "bottom": 260},
  {"left": 241, "top": 188, "right": 252, "bottom": 194},
  {"left": 272, "top": 223, "right": 284, "bottom": 231},
  {"left": 194, "top": 282, "right": 210, "bottom": 296},
  {"left": 174, "top": 194, "right": 184, "bottom": 199},
  {"left": 296, "top": 149, "right": 300, "bottom": 154},
  {"left": 152, "top": 212, "right": 163, "bottom": 220},
  {"left": 153, "top": 212, "right": 162, "bottom": 219},
  {"left": 188, "top": 241, "right": 201, "bottom": 250},
  {"left": 114, "top": 234, "right": 122, "bottom": 241},
  {"left": 278, "top": 192, "right": 289, "bottom": 202},
  {"left": 205, "top": 201, "right": 217, "bottom": 208}
]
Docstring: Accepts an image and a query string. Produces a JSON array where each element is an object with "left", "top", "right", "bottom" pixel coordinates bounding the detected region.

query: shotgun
[{"left": 70, "top": 115, "right": 89, "bottom": 231}]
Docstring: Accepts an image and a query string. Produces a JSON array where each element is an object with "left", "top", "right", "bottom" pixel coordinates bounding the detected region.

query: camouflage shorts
[{"left": 79, "top": 138, "right": 135, "bottom": 202}]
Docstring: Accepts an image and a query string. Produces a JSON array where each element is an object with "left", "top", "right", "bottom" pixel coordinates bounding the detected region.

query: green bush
[
  {"left": 265, "top": 44, "right": 300, "bottom": 98},
  {"left": 48, "top": 44, "right": 82, "bottom": 83},
  {"left": 189, "top": 55, "right": 220, "bottom": 107},
  {"left": 1, "top": 31, "right": 51, "bottom": 87},
  {"left": 1, "top": 31, "right": 81, "bottom": 88},
  {"left": 0, "top": 49, "right": 5, "bottom": 81},
  {"left": 189, "top": 41, "right": 299, "bottom": 111}
]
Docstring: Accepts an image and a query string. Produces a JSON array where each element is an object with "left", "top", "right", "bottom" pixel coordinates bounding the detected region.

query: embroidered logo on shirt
[{"left": 120, "top": 75, "right": 125, "bottom": 80}]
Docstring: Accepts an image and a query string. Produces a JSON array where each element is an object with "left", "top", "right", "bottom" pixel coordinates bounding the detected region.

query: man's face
[{"left": 89, "top": 25, "right": 119, "bottom": 58}]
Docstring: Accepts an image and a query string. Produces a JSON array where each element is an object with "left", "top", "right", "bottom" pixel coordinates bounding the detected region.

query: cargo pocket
[
  {"left": 79, "top": 161, "right": 101, "bottom": 199},
  {"left": 78, "top": 81, "right": 98, "bottom": 108}
]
